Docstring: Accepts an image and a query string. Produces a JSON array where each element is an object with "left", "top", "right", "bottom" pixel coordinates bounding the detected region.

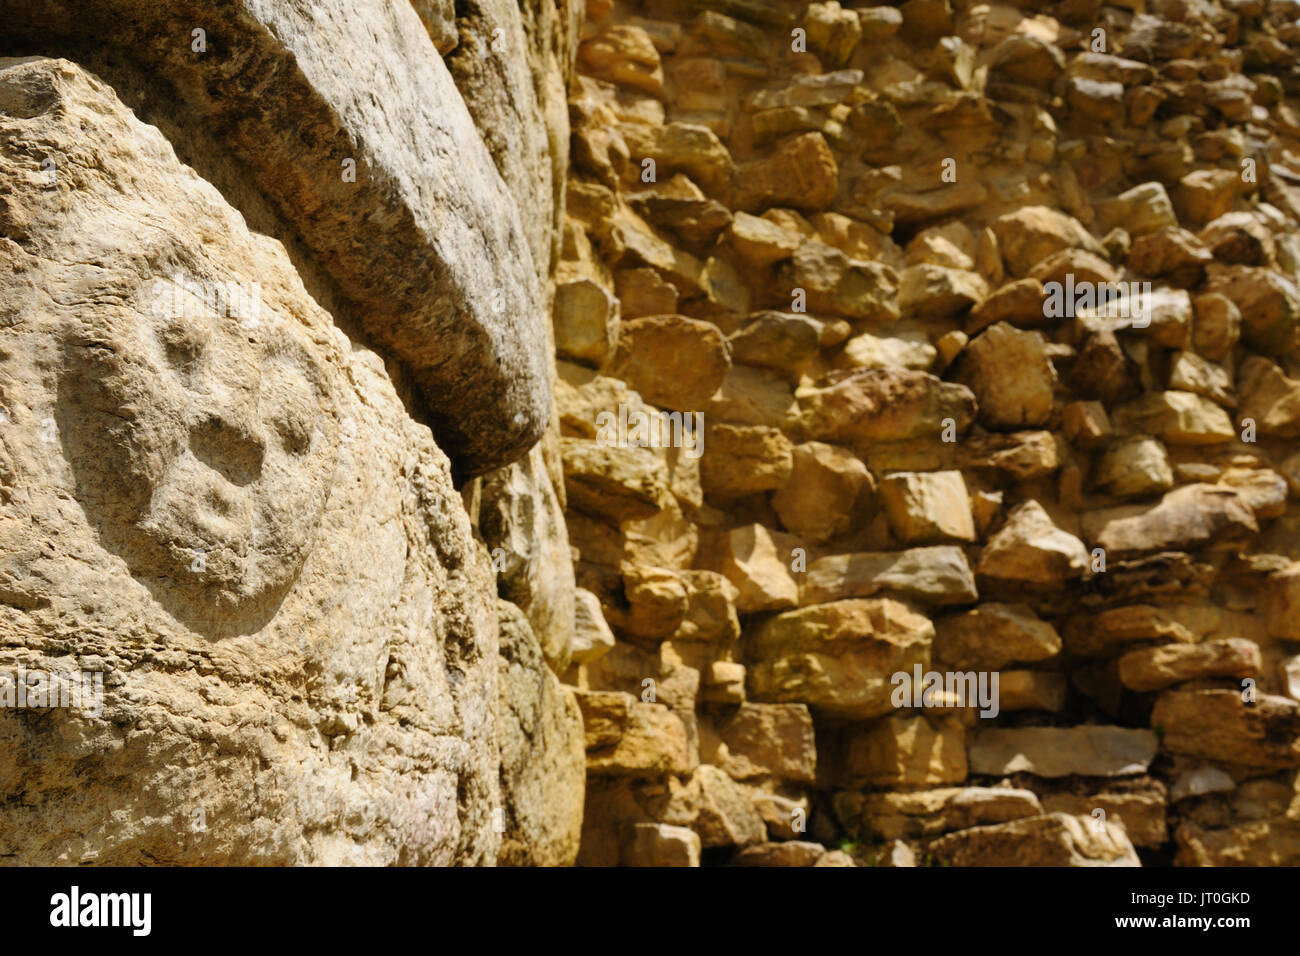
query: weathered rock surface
[
  {"left": 969, "top": 727, "right": 1159, "bottom": 779},
  {"left": 496, "top": 601, "right": 585, "bottom": 866},
  {"left": 13, "top": 0, "right": 1300, "bottom": 871},
  {"left": 0, "top": 57, "right": 506, "bottom": 863},
  {"left": 746, "top": 600, "right": 933, "bottom": 718},
  {"left": 927, "top": 813, "right": 1141, "bottom": 867},
  {"left": 6, "top": 1, "right": 554, "bottom": 474}
]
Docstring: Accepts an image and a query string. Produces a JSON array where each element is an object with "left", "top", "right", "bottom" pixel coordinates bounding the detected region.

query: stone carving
[
  {"left": 56, "top": 293, "right": 340, "bottom": 634},
  {"left": 0, "top": 56, "right": 506, "bottom": 864}
]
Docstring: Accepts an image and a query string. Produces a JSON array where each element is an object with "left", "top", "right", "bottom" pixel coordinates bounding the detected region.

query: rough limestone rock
[
  {"left": 496, "top": 601, "right": 585, "bottom": 866},
  {"left": 878, "top": 470, "right": 976, "bottom": 544},
  {"left": 954, "top": 323, "right": 1057, "bottom": 430},
  {"left": 746, "top": 599, "right": 933, "bottom": 718},
  {"left": 927, "top": 813, "right": 1141, "bottom": 867},
  {"left": 481, "top": 442, "right": 576, "bottom": 672},
  {"left": 933, "top": 603, "right": 1061, "bottom": 671},
  {"left": 977, "top": 501, "right": 1090, "bottom": 588},
  {"left": 770, "top": 441, "right": 873, "bottom": 543},
  {"left": 446, "top": 0, "right": 579, "bottom": 289},
  {"left": 802, "top": 547, "right": 979, "bottom": 606},
  {"left": 1081, "top": 484, "right": 1258, "bottom": 557},
  {"left": 6, "top": 0, "right": 553, "bottom": 475},
  {"left": 1117, "top": 638, "right": 1261, "bottom": 692},
  {"left": 838, "top": 714, "right": 968, "bottom": 788},
  {"left": 1151, "top": 691, "right": 1300, "bottom": 769},
  {"left": 833, "top": 787, "right": 1042, "bottom": 840},
  {"left": 13, "top": 0, "right": 1300, "bottom": 871},
  {"left": 969, "top": 727, "right": 1159, "bottom": 778},
  {"left": 0, "top": 58, "right": 503, "bottom": 864}
]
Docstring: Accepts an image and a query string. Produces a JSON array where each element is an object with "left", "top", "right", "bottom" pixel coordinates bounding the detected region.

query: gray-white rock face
[
  {"left": 5, "top": 0, "right": 552, "bottom": 475},
  {"left": 0, "top": 57, "right": 503, "bottom": 864},
  {"left": 496, "top": 601, "right": 585, "bottom": 866},
  {"left": 446, "top": 0, "right": 582, "bottom": 287},
  {"left": 480, "top": 439, "right": 576, "bottom": 673}
]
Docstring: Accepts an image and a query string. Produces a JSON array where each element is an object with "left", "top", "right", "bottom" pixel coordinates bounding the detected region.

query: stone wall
[{"left": 558, "top": 0, "right": 1300, "bottom": 866}]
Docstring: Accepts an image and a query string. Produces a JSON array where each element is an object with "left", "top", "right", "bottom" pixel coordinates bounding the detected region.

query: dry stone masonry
[
  {"left": 559, "top": 0, "right": 1300, "bottom": 866},
  {"left": 2, "top": 0, "right": 1300, "bottom": 867}
]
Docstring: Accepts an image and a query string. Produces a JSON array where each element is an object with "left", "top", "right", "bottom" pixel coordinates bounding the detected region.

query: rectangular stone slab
[{"left": 969, "top": 726, "right": 1159, "bottom": 778}]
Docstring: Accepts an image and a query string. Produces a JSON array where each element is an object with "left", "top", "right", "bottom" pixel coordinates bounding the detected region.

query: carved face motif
[{"left": 60, "top": 293, "right": 338, "bottom": 615}]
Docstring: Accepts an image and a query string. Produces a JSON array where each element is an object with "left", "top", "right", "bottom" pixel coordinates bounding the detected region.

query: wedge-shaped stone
[
  {"left": 899, "top": 265, "right": 987, "bottom": 317},
  {"left": 1118, "top": 638, "right": 1260, "bottom": 692},
  {"left": 727, "top": 213, "right": 804, "bottom": 266},
  {"left": 572, "top": 587, "right": 617, "bottom": 665},
  {"left": 714, "top": 524, "right": 801, "bottom": 613},
  {"left": 1238, "top": 356, "right": 1300, "bottom": 437},
  {"left": 1111, "top": 391, "right": 1235, "bottom": 444},
  {"left": 1081, "top": 484, "right": 1257, "bottom": 557},
  {"left": 978, "top": 501, "right": 1090, "bottom": 588}
]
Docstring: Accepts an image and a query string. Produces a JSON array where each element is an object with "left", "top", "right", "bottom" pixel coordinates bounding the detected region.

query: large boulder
[{"left": 0, "top": 58, "right": 504, "bottom": 863}]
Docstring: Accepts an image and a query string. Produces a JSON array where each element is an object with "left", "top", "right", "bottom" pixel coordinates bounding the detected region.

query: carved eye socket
[{"left": 158, "top": 320, "right": 207, "bottom": 371}]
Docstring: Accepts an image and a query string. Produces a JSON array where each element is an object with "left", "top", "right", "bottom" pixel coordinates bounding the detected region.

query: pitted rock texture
[
  {"left": 8, "top": 0, "right": 1300, "bottom": 870},
  {"left": 0, "top": 57, "right": 502, "bottom": 863}
]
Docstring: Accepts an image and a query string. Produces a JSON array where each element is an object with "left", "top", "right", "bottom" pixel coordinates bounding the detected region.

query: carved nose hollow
[{"left": 189, "top": 406, "right": 265, "bottom": 488}]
